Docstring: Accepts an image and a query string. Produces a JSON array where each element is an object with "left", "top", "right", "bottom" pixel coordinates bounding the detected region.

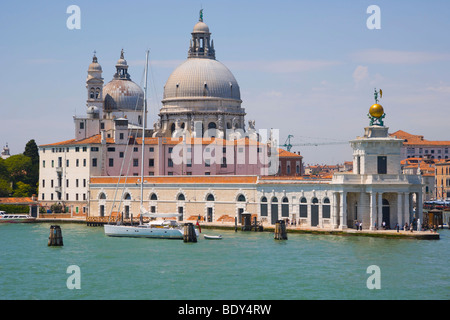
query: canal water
[{"left": 0, "top": 223, "right": 448, "bottom": 300}]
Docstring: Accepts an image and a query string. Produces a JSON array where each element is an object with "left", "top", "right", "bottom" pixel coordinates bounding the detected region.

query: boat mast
[{"left": 141, "top": 50, "right": 149, "bottom": 209}]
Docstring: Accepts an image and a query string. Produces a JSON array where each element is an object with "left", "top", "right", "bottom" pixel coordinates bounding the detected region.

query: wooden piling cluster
[
  {"left": 274, "top": 220, "right": 287, "bottom": 240},
  {"left": 48, "top": 225, "right": 63, "bottom": 246},
  {"left": 183, "top": 223, "right": 197, "bottom": 243}
]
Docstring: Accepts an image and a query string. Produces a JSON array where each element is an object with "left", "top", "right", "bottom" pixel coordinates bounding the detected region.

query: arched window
[
  {"left": 95, "top": 88, "right": 100, "bottom": 99},
  {"left": 123, "top": 193, "right": 131, "bottom": 200},
  {"left": 271, "top": 197, "right": 278, "bottom": 224},
  {"left": 90, "top": 89, "right": 95, "bottom": 99},
  {"left": 208, "top": 122, "right": 216, "bottom": 129},
  {"left": 299, "top": 197, "right": 307, "bottom": 218},
  {"left": 323, "top": 198, "right": 330, "bottom": 219},
  {"left": 150, "top": 193, "right": 158, "bottom": 201},
  {"left": 99, "top": 192, "right": 106, "bottom": 200},
  {"left": 170, "top": 123, "right": 176, "bottom": 134},
  {"left": 260, "top": 196, "right": 268, "bottom": 217},
  {"left": 177, "top": 193, "right": 185, "bottom": 201},
  {"left": 237, "top": 194, "right": 246, "bottom": 202},
  {"left": 311, "top": 197, "right": 319, "bottom": 226},
  {"left": 206, "top": 194, "right": 215, "bottom": 201},
  {"left": 282, "top": 197, "right": 289, "bottom": 217}
]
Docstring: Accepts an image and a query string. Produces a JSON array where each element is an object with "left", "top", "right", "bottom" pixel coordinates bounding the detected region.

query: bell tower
[{"left": 86, "top": 52, "right": 104, "bottom": 111}]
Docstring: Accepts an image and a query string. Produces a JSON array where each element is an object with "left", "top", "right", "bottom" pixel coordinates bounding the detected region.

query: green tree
[
  {"left": 4, "top": 154, "right": 32, "bottom": 188},
  {"left": 0, "top": 178, "right": 12, "bottom": 197},
  {"left": 12, "top": 181, "right": 33, "bottom": 197}
]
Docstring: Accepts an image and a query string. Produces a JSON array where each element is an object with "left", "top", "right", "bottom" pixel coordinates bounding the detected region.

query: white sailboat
[{"left": 104, "top": 50, "right": 198, "bottom": 239}]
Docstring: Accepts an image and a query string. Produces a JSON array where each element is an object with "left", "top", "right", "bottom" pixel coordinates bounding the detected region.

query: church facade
[{"left": 38, "top": 15, "right": 302, "bottom": 215}]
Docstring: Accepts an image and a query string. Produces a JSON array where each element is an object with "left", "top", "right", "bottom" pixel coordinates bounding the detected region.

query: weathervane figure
[{"left": 199, "top": 9, "right": 203, "bottom": 22}]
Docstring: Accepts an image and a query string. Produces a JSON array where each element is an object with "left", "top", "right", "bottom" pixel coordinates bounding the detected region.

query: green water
[{"left": 0, "top": 223, "right": 448, "bottom": 300}]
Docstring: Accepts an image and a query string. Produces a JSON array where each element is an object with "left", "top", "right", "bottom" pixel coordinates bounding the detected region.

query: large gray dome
[{"left": 162, "top": 58, "right": 241, "bottom": 102}]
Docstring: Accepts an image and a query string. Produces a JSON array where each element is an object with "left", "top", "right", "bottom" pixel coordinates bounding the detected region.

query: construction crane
[{"left": 282, "top": 135, "right": 347, "bottom": 151}]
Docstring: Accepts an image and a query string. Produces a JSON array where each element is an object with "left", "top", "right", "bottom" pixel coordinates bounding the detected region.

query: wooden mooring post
[
  {"left": 274, "top": 220, "right": 287, "bottom": 240},
  {"left": 183, "top": 223, "right": 197, "bottom": 243},
  {"left": 48, "top": 225, "right": 63, "bottom": 246}
]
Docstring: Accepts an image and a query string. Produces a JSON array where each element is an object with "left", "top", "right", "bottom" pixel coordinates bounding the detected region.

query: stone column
[
  {"left": 403, "top": 192, "right": 410, "bottom": 226},
  {"left": 339, "top": 191, "right": 347, "bottom": 229},
  {"left": 397, "top": 192, "right": 403, "bottom": 227},
  {"left": 333, "top": 192, "right": 339, "bottom": 229},
  {"left": 370, "top": 192, "right": 376, "bottom": 230},
  {"left": 377, "top": 192, "right": 383, "bottom": 228},
  {"left": 417, "top": 191, "right": 423, "bottom": 230}
]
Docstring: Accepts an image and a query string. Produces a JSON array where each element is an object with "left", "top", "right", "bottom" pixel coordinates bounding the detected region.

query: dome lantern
[{"left": 188, "top": 10, "right": 215, "bottom": 59}]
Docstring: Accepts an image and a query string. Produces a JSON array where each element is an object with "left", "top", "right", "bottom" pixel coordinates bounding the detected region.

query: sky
[{"left": 1, "top": 0, "right": 450, "bottom": 165}]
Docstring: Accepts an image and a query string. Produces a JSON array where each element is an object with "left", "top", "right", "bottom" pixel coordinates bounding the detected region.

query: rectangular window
[
  {"left": 149, "top": 159, "right": 154, "bottom": 167},
  {"left": 100, "top": 122, "right": 105, "bottom": 130},
  {"left": 221, "top": 157, "right": 227, "bottom": 168},
  {"left": 377, "top": 156, "right": 387, "bottom": 174},
  {"left": 75, "top": 147, "right": 80, "bottom": 152},
  {"left": 133, "top": 147, "right": 138, "bottom": 152},
  {"left": 91, "top": 147, "right": 99, "bottom": 152},
  {"left": 205, "top": 159, "right": 210, "bottom": 167},
  {"left": 109, "top": 158, "right": 114, "bottom": 167},
  {"left": 82, "top": 146, "right": 87, "bottom": 152},
  {"left": 92, "top": 158, "right": 97, "bottom": 167},
  {"left": 51, "top": 180, "right": 54, "bottom": 188},
  {"left": 79, "top": 122, "right": 84, "bottom": 130},
  {"left": 120, "top": 133, "right": 124, "bottom": 140},
  {"left": 107, "top": 147, "right": 115, "bottom": 152},
  {"left": 149, "top": 147, "right": 154, "bottom": 152},
  {"left": 42, "top": 180, "right": 45, "bottom": 188},
  {"left": 168, "top": 158, "right": 173, "bottom": 167},
  {"left": 66, "top": 159, "right": 69, "bottom": 167},
  {"left": 66, "top": 180, "right": 69, "bottom": 188},
  {"left": 76, "top": 159, "right": 79, "bottom": 167},
  {"left": 133, "top": 159, "right": 139, "bottom": 167},
  {"left": 119, "top": 152, "right": 124, "bottom": 158},
  {"left": 168, "top": 172, "right": 173, "bottom": 175},
  {"left": 83, "top": 179, "right": 86, "bottom": 188},
  {"left": 76, "top": 179, "right": 79, "bottom": 188},
  {"left": 186, "top": 158, "right": 192, "bottom": 167},
  {"left": 83, "top": 159, "right": 86, "bottom": 167},
  {"left": 168, "top": 147, "right": 173, "bottom": 153},
  {"left": 42, "top": 160, "right": 45, "bottom": 168},
  {"left": 42, "top": 193, "right": 45, "bottom": 200}
]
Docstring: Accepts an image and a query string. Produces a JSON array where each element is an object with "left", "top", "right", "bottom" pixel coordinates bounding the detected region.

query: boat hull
[
  {"left": 0, "top": 217, "right": 36, "bottom": 223},
  {"left": 104, "top": 224, "right": 198, "bottom": 239}
]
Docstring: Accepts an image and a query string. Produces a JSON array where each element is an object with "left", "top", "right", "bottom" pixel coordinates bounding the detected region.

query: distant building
[
  {"left": 435, "top": 159, "right": 450, "bottom": 200},
  {"left": 1, "top": 143, "right": 10, "bottom": 159},
  {"left": 390, "top": 130, "right": 450, "bottom": 160}
]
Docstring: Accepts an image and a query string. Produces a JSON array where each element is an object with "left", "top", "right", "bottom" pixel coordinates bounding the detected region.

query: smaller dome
[
  {"left": 193, "top": 21, "right": 210, "bottom": 33},
  {"left": 88, "top": 55, "right": 102, "bottom": 72},
  {"left": 369, "top": 104, "right": 384, "bottom": 118}
]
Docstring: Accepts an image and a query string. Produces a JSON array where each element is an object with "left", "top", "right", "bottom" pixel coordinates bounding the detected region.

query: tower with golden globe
[{"left": 368, "top": 88, "right": 386, "bottom": 126}]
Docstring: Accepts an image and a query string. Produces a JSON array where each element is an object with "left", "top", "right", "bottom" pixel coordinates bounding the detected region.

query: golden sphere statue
[{"left": 369, "top": 103, "right": 384, "bottom": 118}]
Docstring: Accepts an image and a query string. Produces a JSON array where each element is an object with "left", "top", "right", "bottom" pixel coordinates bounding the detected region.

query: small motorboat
[{"left": 204, "top": 234, "right": 222, "bottom": 240}]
